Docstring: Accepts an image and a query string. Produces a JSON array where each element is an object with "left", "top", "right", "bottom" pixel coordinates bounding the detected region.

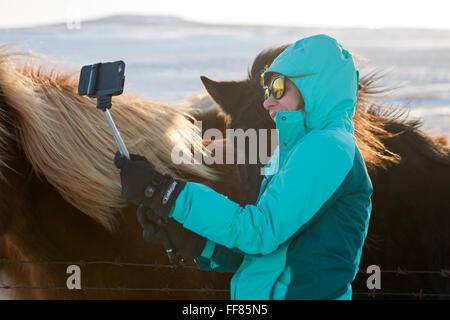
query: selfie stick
[
  {"left": 95, "top": 96, "right": 175, "bottom": 263},
  {"left": 85, "top": 65, "right": 176, "bottom": 264}
]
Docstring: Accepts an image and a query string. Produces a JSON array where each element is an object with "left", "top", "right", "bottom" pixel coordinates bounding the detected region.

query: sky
[{"left": 0, "top": 0, "right": 449, "bottom": 30}]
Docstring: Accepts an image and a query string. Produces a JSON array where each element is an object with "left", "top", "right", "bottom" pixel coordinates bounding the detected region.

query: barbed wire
[
  {"left": 0, "top": 258, "right": 197, "bottom": 269},
  {"left": 0, "top": 258, "right": 449, "bottom": 298},
  {"left": 352, "top": 290, "right": 450, "bottom": 299},
  {"left": 357, "top": 266, "right": 450, "bottom": 278},
  {"left": 2, "top": 258, "right": 449, "bottom": 277},
  {"left": 0, "top": 284, "right": 229, "bottom": 294},
  {"left": 0, "top": 257, "right": 229, "bottom": 295}
]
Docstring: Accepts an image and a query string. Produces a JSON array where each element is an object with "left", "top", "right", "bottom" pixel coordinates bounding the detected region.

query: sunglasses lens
[
  {"left": 264, "top": 88, "right": 270, "bottom": 100},
  {"left": 272, "top": 77, "right": 285, "bottom": 99}
]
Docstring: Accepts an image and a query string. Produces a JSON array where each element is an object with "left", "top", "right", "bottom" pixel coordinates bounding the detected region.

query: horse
[
  {"left": 0, "top": 45, "right": 240, "bottom": 299},
  {"left": 198, "top": 45, "right": 450, "bottom": 298},
  {"left": 1, "top": 43, "right": 449, "bottom": 300}
]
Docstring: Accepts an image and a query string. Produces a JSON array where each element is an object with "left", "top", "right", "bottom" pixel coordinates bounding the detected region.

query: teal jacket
[{"left": 169, "top": 34, "right": 373, "bottom": 300}]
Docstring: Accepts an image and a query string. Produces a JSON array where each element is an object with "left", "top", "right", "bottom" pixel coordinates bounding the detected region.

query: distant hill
[
  {"left": 1, "top": 14, "right": 228, "bottom": 32},
  {"left": 4, "top": 14, "right": 441, "bottom": 32},
  {"left": 76, "top": 14, "right": 205, "bottom": 27}
]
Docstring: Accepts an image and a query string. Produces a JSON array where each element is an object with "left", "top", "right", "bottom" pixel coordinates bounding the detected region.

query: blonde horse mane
[{"left": 0, "top": 44, "right": 218, "bottom": 232}]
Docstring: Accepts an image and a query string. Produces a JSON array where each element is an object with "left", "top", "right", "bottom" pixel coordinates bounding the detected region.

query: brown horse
[
  {"left": 0, "top": 46, "right": 240, "bottom": 299},
  {"left": 198, "top": 45, "right": 450, "bottom": 298},
  {"left": 1, "top": 43, "right": 449, "bottom": 300}
]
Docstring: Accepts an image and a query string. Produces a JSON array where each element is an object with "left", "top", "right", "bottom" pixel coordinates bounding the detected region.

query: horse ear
[{"left": 200, "top": 76, "right": 248, "bottom": 116}]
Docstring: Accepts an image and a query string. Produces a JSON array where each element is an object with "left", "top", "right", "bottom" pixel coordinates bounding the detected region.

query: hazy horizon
[
  {"left": 1, "top": 0, "right": 449, "bottom": 30},
  {"left": 2, "top": 13, "right": 450, "bottom": 31}
]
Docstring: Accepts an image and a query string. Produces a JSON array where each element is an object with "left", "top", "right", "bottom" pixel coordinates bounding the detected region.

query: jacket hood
[{"left": 263, "top": 34, "right": 359, "bottom": 135}]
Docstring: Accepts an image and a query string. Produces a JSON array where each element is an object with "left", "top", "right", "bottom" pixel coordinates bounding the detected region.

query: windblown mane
[
  {"left": 0, "top": 45, "right": 218, "bottom": 232},
  {"left": 248, "top": 45, "right": 449, "bottom": 171}
]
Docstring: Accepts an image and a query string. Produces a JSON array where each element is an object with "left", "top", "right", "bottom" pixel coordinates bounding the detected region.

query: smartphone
[{"left": 78, "top": 61, "right": 125, "bottom": 98}]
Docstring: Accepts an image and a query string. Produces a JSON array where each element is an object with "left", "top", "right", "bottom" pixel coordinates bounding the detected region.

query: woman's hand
[
  {"left": 113, "top": 151, "right": 186, "bottom": 222},
  {"left": 137, "top": 204, "right": 206, "bottom": 259}
]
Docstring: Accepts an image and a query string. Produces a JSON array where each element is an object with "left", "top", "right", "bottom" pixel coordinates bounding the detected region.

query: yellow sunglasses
[
  {"left": 263, "top": 73, "right": 312, "bottom": 100},
  {"left": 264, "top": 75, "right": 287, "bottom": 100}
]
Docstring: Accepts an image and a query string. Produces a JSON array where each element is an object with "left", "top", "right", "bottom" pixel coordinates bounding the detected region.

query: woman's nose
[{"left": 263, "top": 95, "right": 278, "bottom": 110}]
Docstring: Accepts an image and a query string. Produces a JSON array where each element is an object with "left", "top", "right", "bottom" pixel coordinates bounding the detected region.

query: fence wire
[
  {"left": 1, "top": 258, "right": 449, "bottom": 298},
  {"left": 0, "top": 258, "right": 229, "bottom": 295}
]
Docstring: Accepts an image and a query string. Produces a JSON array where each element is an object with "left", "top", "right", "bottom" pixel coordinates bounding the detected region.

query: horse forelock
[
  {"left": 0, "top": 46, "right": 218, "bottom": 232},
  {"left": 248, "top": 44, "right": 291, "bottom": 83}
]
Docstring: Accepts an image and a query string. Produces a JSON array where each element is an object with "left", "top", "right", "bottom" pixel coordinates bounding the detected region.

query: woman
[{"left": 114, "top": 34, "right": 373, "bottom": 300}]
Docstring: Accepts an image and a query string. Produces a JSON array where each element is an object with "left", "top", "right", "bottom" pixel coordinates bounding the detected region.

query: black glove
[
  {"left": 114, "top": 152, "right": 186, "bottom": 224},
  {"left": 137, "top": 204, "right": 207, "bottom": 259}
]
